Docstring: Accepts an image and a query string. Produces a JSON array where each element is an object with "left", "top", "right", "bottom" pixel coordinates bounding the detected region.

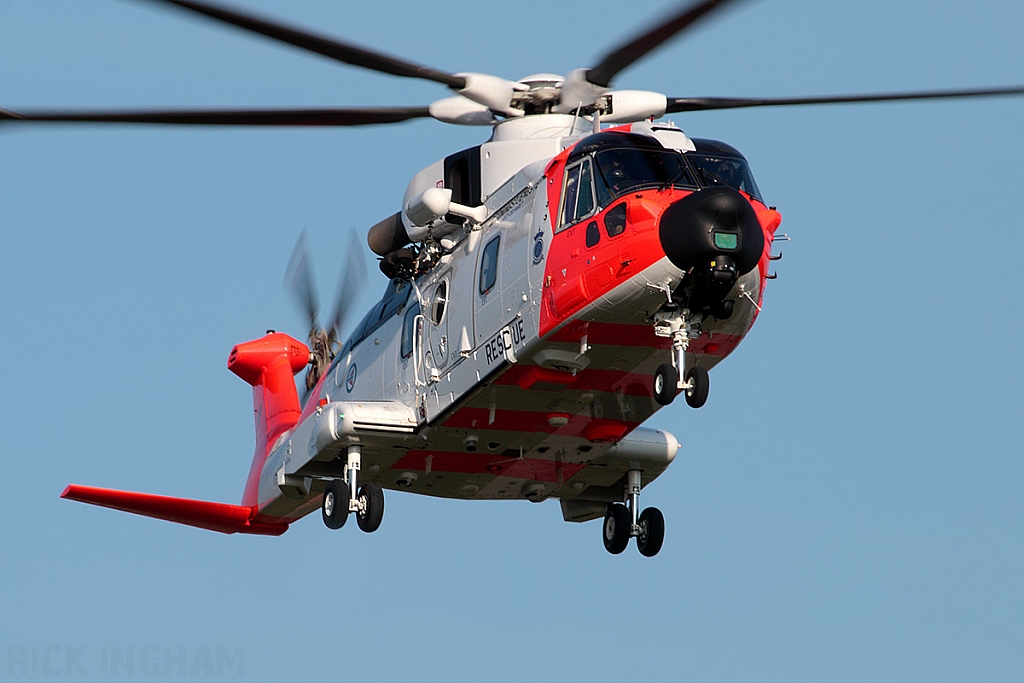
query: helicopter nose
[{"left": 659, "top": 187, "right": 764, "bottom": 276}]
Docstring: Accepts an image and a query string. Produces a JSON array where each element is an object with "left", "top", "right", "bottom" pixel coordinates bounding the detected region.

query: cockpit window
[
  {"left": 561, "top": 158, "right": 597, "bottom": 228},
  {"left": 577, "top": 160, "right": 595, "bottom": 218},
  {"left": 593, "top": 148, "right": 696, "bottom": 205},
  {"left": 688, "top": 155, "right": 762, "bottom": 201}
]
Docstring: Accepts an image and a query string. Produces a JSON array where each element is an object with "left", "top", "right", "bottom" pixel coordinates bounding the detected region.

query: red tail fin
[
  {"left": 59, "top": 332, "right": 308, "bottom": 534},
  {"left": 61, "top": 485, "right": 288, "bottom": 535},
  {"left": 227, "top": 332, "right": 310, "bottom": 507}
]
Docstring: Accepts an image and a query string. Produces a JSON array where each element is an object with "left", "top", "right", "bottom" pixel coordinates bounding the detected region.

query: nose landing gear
[
  {"left": 652, "top": 308, "right": 709, "bottom": 408},
  {"left": 602, "top": 470, "right": 665, "bottom": 557},
  {"left": 320, "top": 445, "right": 385, "bottom": 533}
]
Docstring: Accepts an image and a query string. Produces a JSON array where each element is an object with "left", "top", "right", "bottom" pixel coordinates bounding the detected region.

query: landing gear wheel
[
  {"left": 636, "top": 507, "right": 665, "bottom": 557},
  {"left": 684, "top": 366, "right": 709, "bottom": 408},
  {"left": 356, "top": 482, "right": 385, "bottom": 533},
  {"left": 603, "top": 503, "right": 630, "bottom": 555},
  {"left": 653, "top": 363, "right": 677, "bottom": 406},
  {"left": 322, "top": 480, "right": 349, "bottom": 530}
]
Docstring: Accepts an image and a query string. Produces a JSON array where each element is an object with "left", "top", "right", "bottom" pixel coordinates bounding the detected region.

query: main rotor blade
[
  {"left": 586, "top": 0, "right": 746, "bottom": 88},
  {"left": 131, "top": 0, "right": 466, "bottom": 90},
  {"left": 0, "top": 106, "right": 432, "bottom": 127},
  {"left": 666, "top": 86, "right": 1024, "bottom": 112}
]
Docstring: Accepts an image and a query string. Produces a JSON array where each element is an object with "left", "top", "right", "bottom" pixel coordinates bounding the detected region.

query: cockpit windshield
[
  {"left": 687, "top": 155, "right": 762, "bottom": 202},
  {"left": 593, "top": 148, "right": 696, "bottom": 206},
  {"left": 559, "top": 133, "right": 764, "bottom": 229}
]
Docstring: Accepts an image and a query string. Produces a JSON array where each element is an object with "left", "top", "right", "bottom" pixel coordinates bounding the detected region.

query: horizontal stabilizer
[{"left": 60, "top": 485, "right": 288, "bottom": 536}]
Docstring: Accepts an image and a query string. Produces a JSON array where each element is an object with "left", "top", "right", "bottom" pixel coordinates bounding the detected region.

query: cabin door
[{"left": 396, "top": 292, "right": 423, "bottom": 411}]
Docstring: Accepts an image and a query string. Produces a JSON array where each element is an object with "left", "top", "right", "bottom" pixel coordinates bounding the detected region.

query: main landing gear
[
  {"left": 602, "top": 470, "right": 665, "bottom": 557},
  {"left": 321, "top": 445, "right": 385, "bottom": 533},
  {"left": 652, "top": 309, "right": 709, "bottom": 408}
]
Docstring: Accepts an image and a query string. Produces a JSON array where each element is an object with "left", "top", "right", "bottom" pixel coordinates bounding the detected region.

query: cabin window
[
  {"left": 560, "top": 158, "right": 597, "bottom": 228},
  {"left": 430, "top": 280, "right": 448, "bottom": 326},
  {"left": 379, "top": 280, "right": 408, "bottom": 321},
  {"left": 347, "top": 300, "right": 386, "bottom": 350},
  {"left": 585, "top": 221, "right": 600, "bottom": 248},
  {"left": 401, "top": 301, "right": 420, "bottom": 359},
  {"left": 346, "top": 279, "right": 411, "bottom": 351},
  {"left": 480, "top": 235, "right": 500, "bottom": 295},
  {"left": 604, "top": 203, "right": 627, "bottom": 237}
]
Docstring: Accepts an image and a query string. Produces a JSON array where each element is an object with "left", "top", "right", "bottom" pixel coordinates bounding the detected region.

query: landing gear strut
[
  {"left": 321, "top": 445, "right": 385, "bottom": 533},
  {"left": 602, "top": 470, "right": 665, "bottom": 557}
]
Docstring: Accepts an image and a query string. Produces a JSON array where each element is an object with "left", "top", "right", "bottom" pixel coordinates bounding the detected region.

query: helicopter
[{"left": 9, "top": 0, "right": 1022, "bottom": 557}]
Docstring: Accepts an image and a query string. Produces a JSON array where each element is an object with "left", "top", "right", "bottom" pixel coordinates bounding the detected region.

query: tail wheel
[
  {"left": 356, "top": 482, "right": 385, "bottom": 533},
  {"left": 653, "top": 363, "right": 678, "bottom": 406},
  {"left": 636, "top": 507, "right": 665, "bottom": 557},
  {"left": 684, "top": 366, "right": 709, "bottom": 408},
  {"left": 602, "top": 503, "right": 630, "bottom": 554},
  {"left": 322, "top": 479, "right": 349, "bottom": 530}
]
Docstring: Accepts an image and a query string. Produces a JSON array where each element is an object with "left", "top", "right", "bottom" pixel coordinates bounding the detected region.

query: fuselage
[{"left": 244, "top": 114, "right": 781, "bottom": 528}]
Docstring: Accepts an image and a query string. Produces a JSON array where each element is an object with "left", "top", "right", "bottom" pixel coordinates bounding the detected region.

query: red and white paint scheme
[
  {"left": 63, "top": 112, "right": 781, "bottom": 556},
  {"left": 37, "top": 0, "right": 1022, "bottom": 556}
]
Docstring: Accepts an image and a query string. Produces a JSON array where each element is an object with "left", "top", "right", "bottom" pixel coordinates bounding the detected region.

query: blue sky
[{"left": 2, "top": 0, "right": 1022, "bottom": 680}]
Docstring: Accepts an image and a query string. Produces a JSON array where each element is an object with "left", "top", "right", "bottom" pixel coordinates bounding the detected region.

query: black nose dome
[{"left": 659, "top": 187, "right": 764, "bottom": 276}]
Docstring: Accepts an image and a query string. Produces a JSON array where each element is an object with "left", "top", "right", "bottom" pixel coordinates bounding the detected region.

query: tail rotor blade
[
  {"left": 327, "top": 232, "right": 368, "bottom": 342},
  {"left": 284, "top": 230, "right": 319, "bottom": 332}
]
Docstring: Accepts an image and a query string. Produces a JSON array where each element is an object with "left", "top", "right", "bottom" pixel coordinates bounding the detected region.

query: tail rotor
[{"left": 285, "top": 230, "right": 366, "bottom": 393}]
